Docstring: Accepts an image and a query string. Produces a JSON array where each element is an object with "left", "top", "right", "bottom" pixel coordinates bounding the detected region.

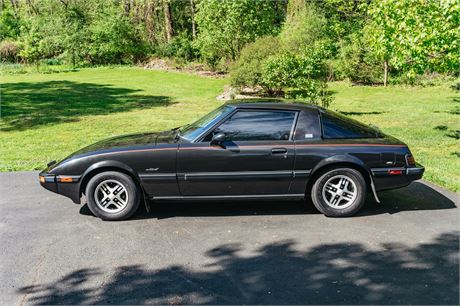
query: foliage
[
  {"left": 230, "top": 36, "right": 280, "bottom": 88},
  {"left": 86, "top": 16, "right": 147, "bottom": 65},
  {"left": 262, "top": 47, "right": 331, "bottom": 107},
  {"left": 310, "top": 0, "right": 369, "bottom": 42},
  {"left": 195, "top": 0, "right": 279, "bottom": 69},
  {"left": 365, "top": 0, "right": 460, "bottom": 83},
  {"left": 0, "top": 0, "right": 458, "bottom": 81},
  {"left": 231, "top": 2, "right": 333, "bottom": 107},
  {"left": 156, "top": 32, "right": 199, "bottom": 62},
  {"left": 335, "top": 32, "right": 381, "bottom": 84},
  {"left": 0, "top": 7, "right": 21, "bottom": 39},
  {"left": 281, "top": 2, "right": 329, "bottom": 53}
]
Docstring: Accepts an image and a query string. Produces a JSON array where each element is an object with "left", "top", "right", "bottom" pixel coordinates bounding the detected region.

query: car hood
[
  {"left": 75, "top": 130, "right": 176, "bottom": 155},
  {"left": 45, "top": 130, "right": 176, "bottom": 170}
]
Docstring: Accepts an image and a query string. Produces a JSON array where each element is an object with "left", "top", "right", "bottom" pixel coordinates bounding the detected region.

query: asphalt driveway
[{"left": 1, "top": 171, "right": 459, "bottom": 305}]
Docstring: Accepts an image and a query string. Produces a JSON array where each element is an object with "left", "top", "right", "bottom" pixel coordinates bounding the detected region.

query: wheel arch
[
  {"left": 79, "top": 161, "right": 144, "bottom": 197},
  {"left": 306, "top": 155, "right": 372, "bottom": 195}
]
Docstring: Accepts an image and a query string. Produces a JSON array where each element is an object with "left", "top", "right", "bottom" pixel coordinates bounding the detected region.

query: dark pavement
[{"left": 1, "top": 171, "right": 458, "bottom": 305}]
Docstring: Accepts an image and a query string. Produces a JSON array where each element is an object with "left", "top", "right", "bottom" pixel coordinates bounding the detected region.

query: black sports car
[{"left": 40, "top": 100, "right": 424, "bottom": 220}]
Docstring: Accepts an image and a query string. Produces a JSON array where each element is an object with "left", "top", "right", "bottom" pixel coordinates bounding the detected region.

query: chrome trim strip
[
  {"left": 406, "top": 167, "right": 425, "bottom": 175},
  {"left": 43, "top": 176, "right": 56, "bottom": 183},
  {"left": 139, "top": 173, "right": 177, "bottom": 181},
  {"left": 293, "top": 170, "right": 312, "bottom": 178},
  {"left": 180, "top": 170, "right": 293, "bottom": 181}
]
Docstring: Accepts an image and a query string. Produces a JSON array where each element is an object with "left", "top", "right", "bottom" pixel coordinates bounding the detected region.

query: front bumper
[
  {"left": 371, "top": 164, "right": 425, "bottom": 191},
  {"left": 39, "top": 172, "right": 82, "bottom": 204}
]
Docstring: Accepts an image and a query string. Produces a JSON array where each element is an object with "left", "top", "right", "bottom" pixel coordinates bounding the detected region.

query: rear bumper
[
  {"left": 371, "top": 165, "right": 425, "bottom": 191},
  {"left": 39, "top": 172, "right": 82, "bottom": 204}
]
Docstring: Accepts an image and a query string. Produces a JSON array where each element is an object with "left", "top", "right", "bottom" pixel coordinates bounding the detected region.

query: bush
[
  {"left": 261, "top": 48, "right": 332, "bottom": 107},
  {"left": 86, "top": 17, "right": 147, "bottom": 65},
  {"left": 0, "top": 40, "right": 21, "bottom": 63},
  {"left": 155, "top": 33, "right": 199, "bottom": 62},
  {"left": 230, "top": 36, "right": 280, "bottom": 88},
  {"left": 335, "top": 32, "right": 381, "bottom": 84}
]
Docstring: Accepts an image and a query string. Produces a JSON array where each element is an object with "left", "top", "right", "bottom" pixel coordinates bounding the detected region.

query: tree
[
  {"left": 195, "top": 0, "right": 279, "bottom": 69},
  {"left": 190, "top": 0, "right": 196, "bottom": 39},
  {"left": 163, "top": 0, "right": 173, "bottom": 43},
  {"left": 281, "top": 1, "right": 328, "bottom": 52},
  {"left": 366, "top": 0, "right": 460, "bottom": 85}
]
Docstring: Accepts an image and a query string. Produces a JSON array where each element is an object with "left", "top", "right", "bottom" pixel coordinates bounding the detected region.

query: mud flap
[
  {"left": 143, "top": 194, "right": 150, "bottom": 213},
  {"left": 369, "top": 174, "right": 381, "bottom": 204}
]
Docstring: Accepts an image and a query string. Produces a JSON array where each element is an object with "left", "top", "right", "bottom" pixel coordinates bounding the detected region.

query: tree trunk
[
  {"left": 163, "top": 0, "right": 173, "bottom": 43},
  {"left": 190, "top": 0, "right": 196, "bottom": 39},
  {"left": 383, "top": 60, "right": 388, "bottom": 87},
  {"left": 9, "top": 0, "right": 19, "bottom": 17},
  {"left": 123, "top": 0, "right": 131, "bottom": 17},
  {"left": 145, "top": 0, "right": 156, "bottom": 44}
]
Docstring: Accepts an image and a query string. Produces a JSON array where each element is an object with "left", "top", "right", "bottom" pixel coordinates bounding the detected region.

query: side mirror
[{"left": 210, "top": 132, "right": 226, "bottom": 147}]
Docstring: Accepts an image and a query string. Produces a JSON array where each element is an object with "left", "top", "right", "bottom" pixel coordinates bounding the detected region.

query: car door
[{"left": 177, "top": 109, "right": 298, "bottom": 196}]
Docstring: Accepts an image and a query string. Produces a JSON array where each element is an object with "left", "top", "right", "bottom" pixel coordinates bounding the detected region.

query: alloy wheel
[
  {"left": 94, "top": 179, "right": 129, "bottom": 213},
  {"left": 321, "top": 174, "right": 357, "bottom": 209}
]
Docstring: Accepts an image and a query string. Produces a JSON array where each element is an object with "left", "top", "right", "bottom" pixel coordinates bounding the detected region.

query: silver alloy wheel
[
  {"left": 94, "top": 179, "right": 129, "bottom": 213},
  {"left": 321, "top": 174, "right": 357, "bottom": 209}
]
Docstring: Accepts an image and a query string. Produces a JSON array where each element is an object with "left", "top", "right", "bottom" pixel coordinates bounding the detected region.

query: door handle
[{"left": 271, "top": 147, "right": 288, "bottom": 154}]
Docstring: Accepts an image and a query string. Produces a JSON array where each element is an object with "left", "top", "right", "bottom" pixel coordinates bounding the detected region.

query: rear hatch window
[{"left": 321, "top": 110, "right": 381, "bottom": 139}]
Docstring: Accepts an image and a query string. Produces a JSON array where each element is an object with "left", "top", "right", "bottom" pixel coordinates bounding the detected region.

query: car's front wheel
[
  {"left": 85, "top": 171, "right": 140, "bottom": 221},
  {"left": 311, "top": 168, "right": 366, "bottom": 217}
]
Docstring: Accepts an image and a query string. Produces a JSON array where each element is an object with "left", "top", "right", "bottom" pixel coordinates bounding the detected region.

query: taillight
[{"left": 405, "top": 154, "right": 416, "bottom": 167}]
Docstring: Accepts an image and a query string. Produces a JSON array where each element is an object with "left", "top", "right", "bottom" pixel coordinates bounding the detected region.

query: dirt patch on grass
[{"left": 142, "top": 58, "right": 226, "bottom": 79}]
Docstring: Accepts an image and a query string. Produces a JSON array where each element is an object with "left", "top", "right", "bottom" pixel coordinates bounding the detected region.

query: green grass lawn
[{"left": 1, "top": 67, "right": 459, "bottom": 192}]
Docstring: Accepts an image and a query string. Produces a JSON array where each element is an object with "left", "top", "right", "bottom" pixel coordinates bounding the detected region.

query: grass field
[{"left": 1, "top": 67, "right": 459, "bottom": 192}]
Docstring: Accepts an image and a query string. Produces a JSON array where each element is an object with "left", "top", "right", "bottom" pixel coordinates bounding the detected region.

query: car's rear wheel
[
  {"left": 85, "top": 171, "right": 140, "bottom": 221},
  {"left": 311, "top": 168, "right": 366, "bottom": 217}
]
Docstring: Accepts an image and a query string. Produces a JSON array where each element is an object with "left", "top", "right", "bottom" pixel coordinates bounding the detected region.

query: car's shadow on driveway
[{"left": 79, "top": 180, "right": 457, "bottom": 220}]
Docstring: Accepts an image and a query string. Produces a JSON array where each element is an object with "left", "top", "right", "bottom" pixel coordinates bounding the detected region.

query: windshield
[{"left": 180, "top": 105, "right": 235, "bottom": 141}]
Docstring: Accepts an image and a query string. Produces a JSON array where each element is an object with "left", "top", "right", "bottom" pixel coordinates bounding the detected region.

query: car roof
[{"left": 225, "top": 99, "right": 322, "bottom": 112}]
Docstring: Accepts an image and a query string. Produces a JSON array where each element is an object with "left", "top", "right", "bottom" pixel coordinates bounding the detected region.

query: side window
[
  {"left": 321, "top": 111, "right": 378, "bottom": 139},
  {"left": 294, "top": 111, "right": 321, "bottom": 140},
  {"left": 204, "top": 110, "right": 296, "bottom": 141}
]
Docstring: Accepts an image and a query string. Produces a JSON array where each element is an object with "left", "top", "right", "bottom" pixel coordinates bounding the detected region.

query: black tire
[
  {"left": 85, "top": 171, "right": 140, "bottom": 221},
  {"left": 311, "top": 168, "right": 366, "bottom": 217}
]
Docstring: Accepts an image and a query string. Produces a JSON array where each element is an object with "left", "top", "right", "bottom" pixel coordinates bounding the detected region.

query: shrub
[
  {"left": 335, "top": 32, "right": 381, "bottom": 84},
  {"left": 156, "top": 33, "right": 199, "bottom": 62},
  {"left": 261, "top": 47, "right": 332, "bottom": 108},
  {"left": 230, "top": 36, "right": 280, "bottom": 88},
  {"left": 0, "top": 40, "right": 21, "bottom": 63},
  {"left": 86, "top": 17, "right": 147, "bottom": 65}
]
